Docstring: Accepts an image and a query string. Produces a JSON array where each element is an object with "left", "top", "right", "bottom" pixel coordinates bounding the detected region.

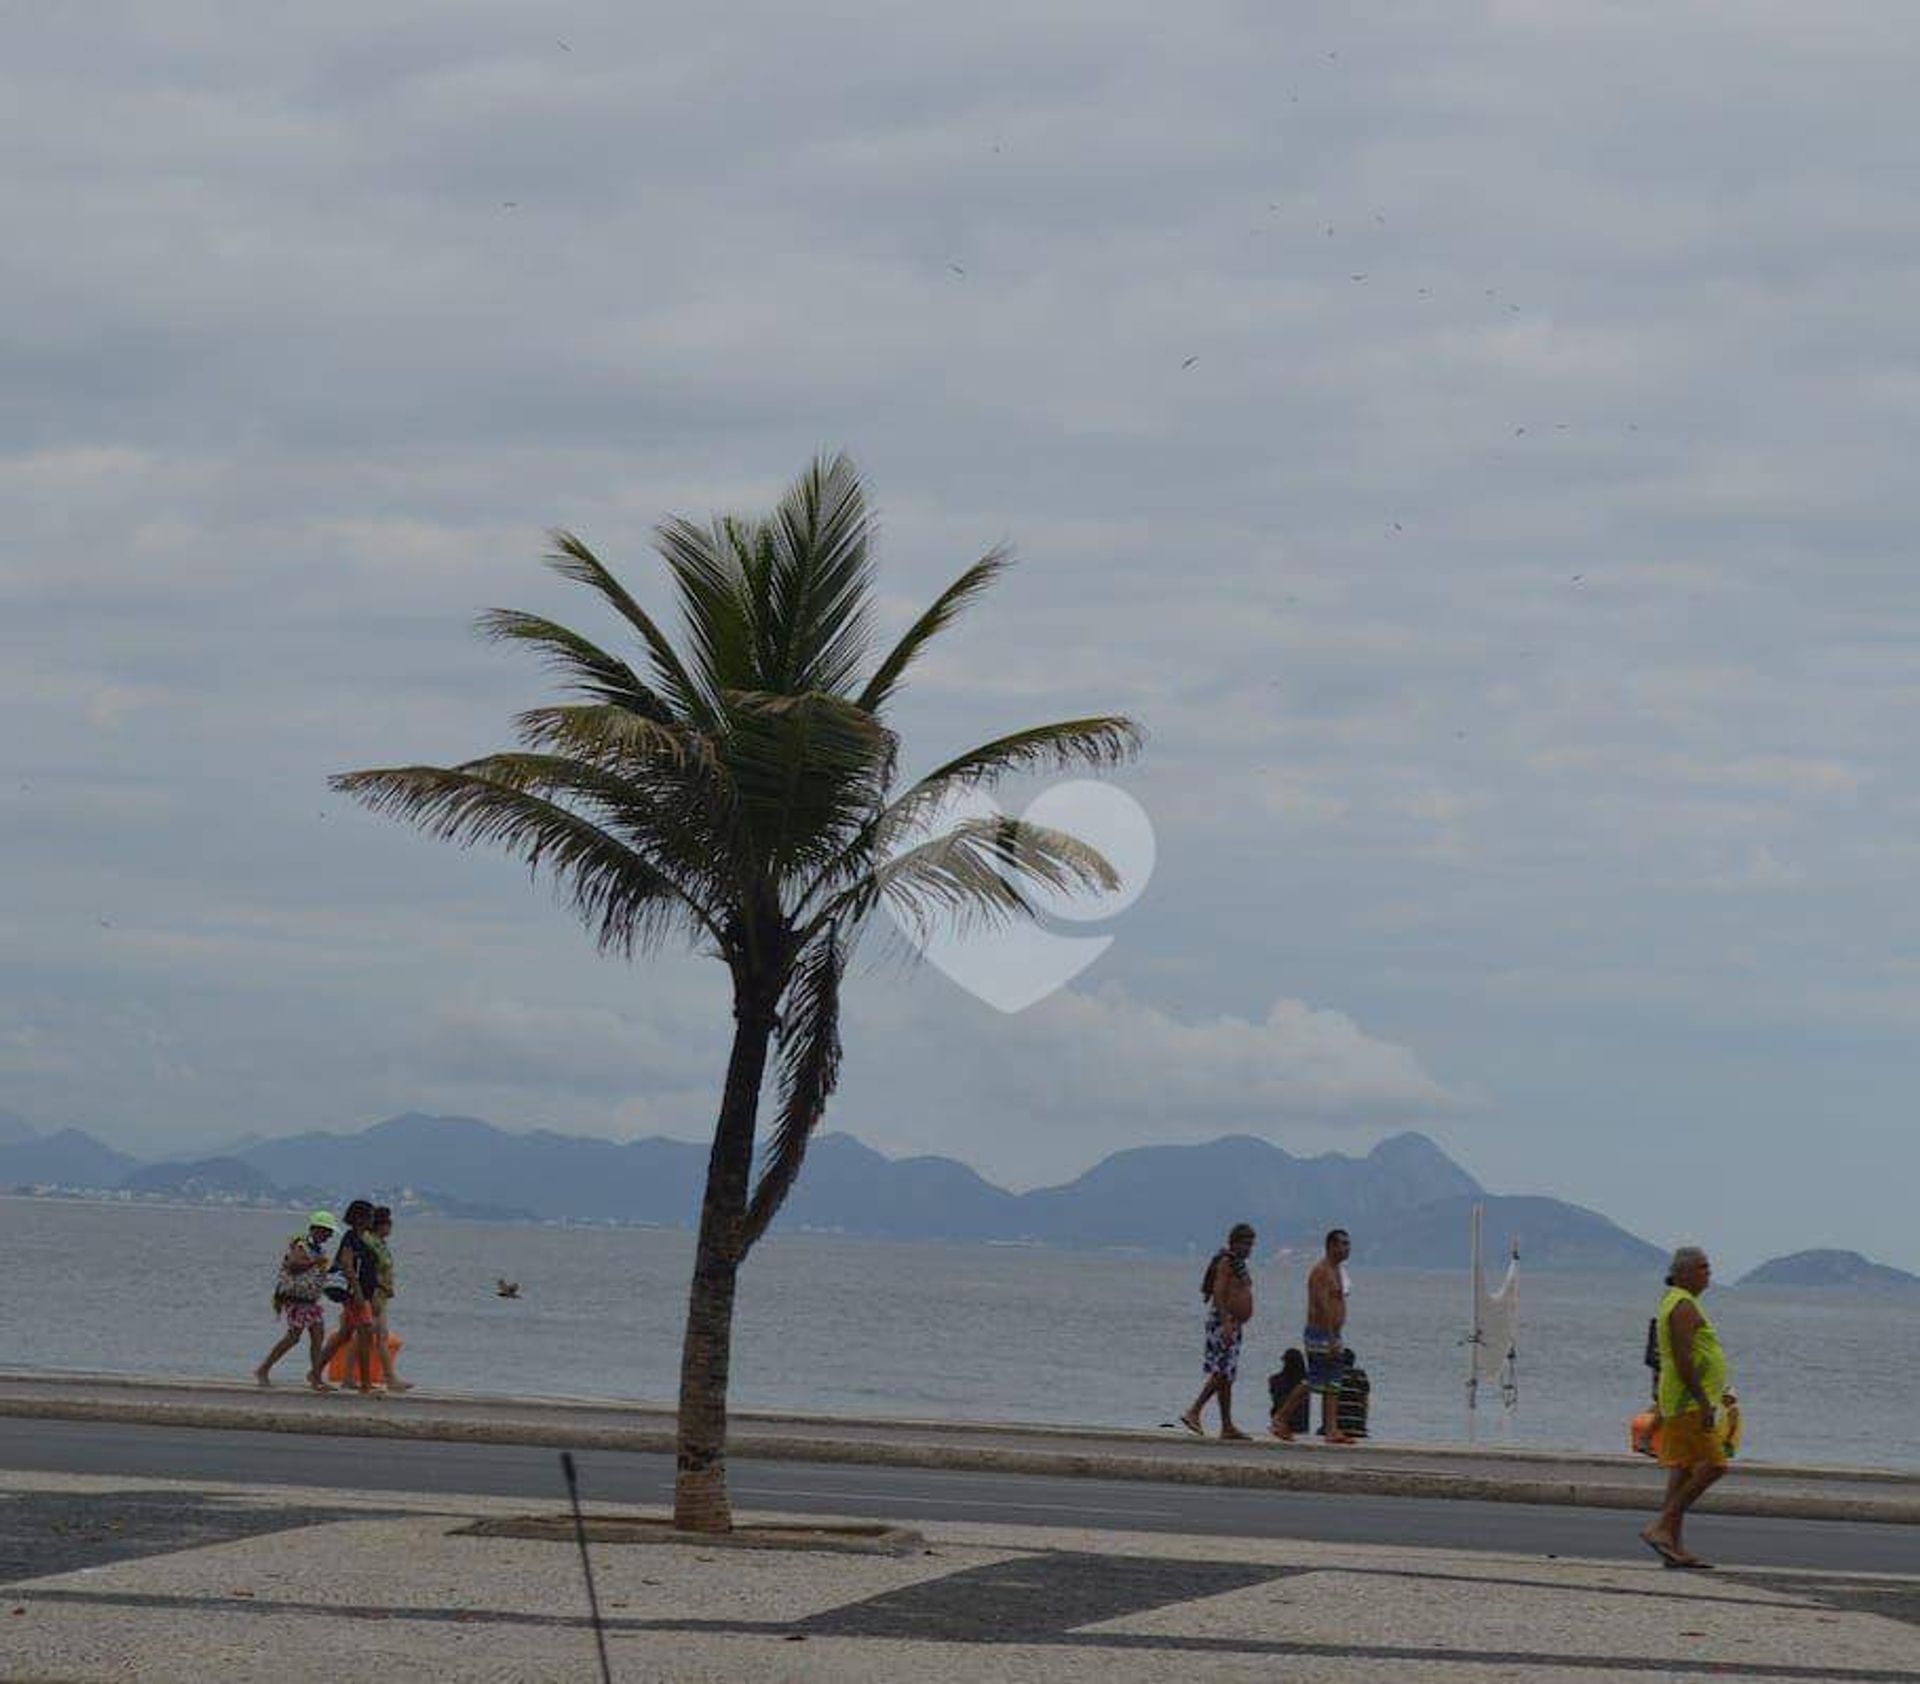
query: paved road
[{"left": 4, "top": 1417, "right": 1913, "bottom": 1574}]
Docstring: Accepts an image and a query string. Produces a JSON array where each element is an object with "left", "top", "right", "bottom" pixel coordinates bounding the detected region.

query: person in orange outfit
[{"left": 314, "top": 1200, "right": 381, "bottom": 1395}]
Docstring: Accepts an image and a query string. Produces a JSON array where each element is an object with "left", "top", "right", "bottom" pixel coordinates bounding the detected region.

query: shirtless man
[
  {"left": 1270, "top": 1228, "right": 1354, "bottom": 1443},
  {"left": 1181, "top": 1222, "right": 1257, "bottom": 1440}
]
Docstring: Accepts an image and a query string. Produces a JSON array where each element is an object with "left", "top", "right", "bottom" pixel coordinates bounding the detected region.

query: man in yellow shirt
[{"left": 1642, "top": 1245, "right": 1735, "bottom": 1569}]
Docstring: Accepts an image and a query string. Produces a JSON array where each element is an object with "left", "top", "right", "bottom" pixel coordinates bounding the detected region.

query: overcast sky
[{"left": 5, "top": 2, "right": 1918, "bottom": 1272}]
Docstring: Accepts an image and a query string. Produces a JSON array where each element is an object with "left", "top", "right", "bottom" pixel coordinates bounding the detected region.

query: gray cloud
[{"left": 4, "top": 2, "right": 1920, "bottom": 1267}]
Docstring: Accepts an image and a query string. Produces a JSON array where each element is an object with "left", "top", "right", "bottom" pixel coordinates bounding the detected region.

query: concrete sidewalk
[
  {"left": 1, "top": 1463, "right": 1916, "bottom": 1682},
  {"left": 3, "top": 1370, "right": 1916, "bottom": 1525}
]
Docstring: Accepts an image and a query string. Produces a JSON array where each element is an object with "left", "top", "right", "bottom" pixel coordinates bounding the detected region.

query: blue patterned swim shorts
[{"left": 1203, "top": 1310, "right": 1243, "bottom": 1381}]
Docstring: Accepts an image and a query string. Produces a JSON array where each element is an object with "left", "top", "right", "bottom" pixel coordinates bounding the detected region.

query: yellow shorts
[{"left": 1658, "top": 1406, "right": 1731, "bottom": 1469}]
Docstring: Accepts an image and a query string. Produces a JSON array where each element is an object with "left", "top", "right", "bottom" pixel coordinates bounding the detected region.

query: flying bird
[
  {"left": 1181, "top": 355, "right": 1198, "bottom": 369},
  {"left": 947, "top": 263, "right": 966, "bottom": 276}
]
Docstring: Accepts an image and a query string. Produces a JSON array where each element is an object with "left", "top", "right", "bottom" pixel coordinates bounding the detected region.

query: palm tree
[{"left": 332, "top": 454, "right": 1141, "bottom": 1532}]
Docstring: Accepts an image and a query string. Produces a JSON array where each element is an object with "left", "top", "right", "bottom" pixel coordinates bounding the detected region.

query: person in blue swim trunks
[{"left": 1270, "top": 1228, "right": 1354, "bottom": 1443}]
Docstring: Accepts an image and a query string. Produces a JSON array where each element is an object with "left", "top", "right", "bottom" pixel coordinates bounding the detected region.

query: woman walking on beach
[
  {"left": 255, "top": 1211, "right": 337, "bottom": 1390},
  {"left": 366, "top": 1206, "right": 411, "bottom": 1392},
  {"left": 314, "top": 1200, "right": 381, "bottom": 1395},
  {"left": 1182, "top": 1222, "right": 1256, "bottom": 1440}
]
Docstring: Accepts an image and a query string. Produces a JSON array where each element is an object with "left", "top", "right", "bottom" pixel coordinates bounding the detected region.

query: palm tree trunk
[{"left": 672, "top": 978, "right": 777, "bottom": 1533}]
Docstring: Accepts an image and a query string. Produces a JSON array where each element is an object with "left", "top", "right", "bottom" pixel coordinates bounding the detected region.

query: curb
[
  {"left": 9, "top": 1369, "right": 1913, "bottom": 1487},
  {"left": 3, "top": 1392, "right": 1915, "bottom": 1525}
]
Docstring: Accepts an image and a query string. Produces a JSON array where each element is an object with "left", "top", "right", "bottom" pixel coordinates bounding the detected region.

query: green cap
[{"left": 308, "top": 1210, "right": 338, "bottom": 1232}]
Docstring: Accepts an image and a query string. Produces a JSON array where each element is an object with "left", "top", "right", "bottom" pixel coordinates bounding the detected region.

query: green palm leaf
[
  {"left": 857, "top": 546, "right": 1010, "bottom": 714},
  {"left": 328, "top": 764, "right": 718, "bottom": 951},
  {"left": 547, "top": 530, "right": 712, "bottom": 724}
]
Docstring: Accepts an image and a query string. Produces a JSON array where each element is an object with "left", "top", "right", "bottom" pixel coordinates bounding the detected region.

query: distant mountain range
[
  {"left": 0, "top": 1109, "right": 1671, "bottom": 1269},
  {"left": 1739, "top": 1249, "right": 1920, "bottom": 1292}
]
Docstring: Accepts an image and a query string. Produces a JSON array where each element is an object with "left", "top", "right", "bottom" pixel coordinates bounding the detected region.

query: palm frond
[
  {"left": 843, "top": 814, "right": 1122, "bottom": 943},
  {"left": 454, "top": 749, "right": 740, "bottom": 913},
  {"left": 762, "top": 452, "right": 875, "bottom": 696},
  {"left": 741, "top": 926, "right": 845, "bottom": 1249},
  {"left": 722, "top": 690, "right": 896, "bottom": 884},
  {"left": 857, "top": 546, "right": 1011, "bottom": 714},
  {"left": 545, "top": 531, "right": 711, "bottom": 724},
  {"left": 654, "top": 515, "right": 757, "bottom": 704},
  {"left": 793, "top": 715, "right": 1141, "bottom": 917},
  {"left": 328, "top": 763, "right": 720, "bottom": 951},
  {"left": 475, "top": 609, "right": 677, "bottom": 720},
  {"left": 514, "top": 704, "right": 718, "bottom": 773}
]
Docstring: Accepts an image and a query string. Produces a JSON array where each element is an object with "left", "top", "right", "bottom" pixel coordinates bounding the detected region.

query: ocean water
[{"left": 3, "top": 1196, "right": 1915, "bottom": 1472}]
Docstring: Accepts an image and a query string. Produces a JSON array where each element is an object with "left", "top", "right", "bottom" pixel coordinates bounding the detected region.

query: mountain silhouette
[
  {"left": 211, "top": 1113, "right": 1652, "bottom": 1266},
  {"left": 1, "top": 1111, "right": 1666, "bottom": 1268},
  {"left": 0, "top": 1127, "right": 140, "bottom": 1188}
]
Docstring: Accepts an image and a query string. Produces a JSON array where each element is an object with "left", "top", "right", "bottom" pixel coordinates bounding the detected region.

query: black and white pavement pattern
[{"left": 1, "top": 1469, "right": 1915, "bottom": 1683}]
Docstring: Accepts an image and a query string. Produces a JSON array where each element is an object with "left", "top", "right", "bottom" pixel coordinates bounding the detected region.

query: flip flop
[
  {"left": 1640, "top": 1533, "right": 1685, "bottom": 1568},
  {"left": 1178, "top": 1412, "right": 1204, "bottom": 1436},
  {"left": 1663, "top": 1557, "right": 1715, "bottom": 1571}
]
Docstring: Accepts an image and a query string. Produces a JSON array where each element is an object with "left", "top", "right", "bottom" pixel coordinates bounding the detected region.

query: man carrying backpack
[{"left": 254, "top": 1211, "right": 337, "bottom": 1390}]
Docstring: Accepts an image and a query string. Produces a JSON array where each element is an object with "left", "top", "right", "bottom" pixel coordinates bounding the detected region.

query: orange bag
[
  {"left": 1630, "top": 1399, "right": 1742, "bottom": 1460},
  {"left": 326, "top": 1328, "right": 403, "bottom": 1384}
]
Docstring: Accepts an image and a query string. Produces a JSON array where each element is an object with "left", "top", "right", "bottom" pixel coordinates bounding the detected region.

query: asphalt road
[{"left": 4, "top": 1417, "right": 1914, "bottom": 1575}]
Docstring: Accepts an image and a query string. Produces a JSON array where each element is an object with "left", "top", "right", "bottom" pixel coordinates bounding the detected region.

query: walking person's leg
[
  {"left": 1182, "top": 1372, "right": 1222, "bottom": 1434},
  {"left": 312, "top": 1316, "right": 347, "bottom": 1391},
  {"left": 254, "top": 1320, "right": 300, "bottom": 1385},
  {"left": 1664, "top": 1463, "right": 1725, "bottom": 1564},
  {"left": 1216, "top": 1371, "right": 1249, "bottom": 1440},
  {"left": 1320, "top": 1375, "right": 1355, "bottom": 1445},
  {"left": 1642, "top": 1408, "right": 1728, "bottom": 1566},
  {"left": 372, "top": 1307, "right": 411, "bottom": 1390},
  {"left": 351, "top": 1317, "right": 377, "bottom": 1393},
  {"left": 1184, "top": 1313, "right": 1236, "bottom": 1433}
]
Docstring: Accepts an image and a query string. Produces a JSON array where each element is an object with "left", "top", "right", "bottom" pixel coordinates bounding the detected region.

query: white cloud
[{"left": 838, "top": 982, "right": 1455, "bottom": 1186}]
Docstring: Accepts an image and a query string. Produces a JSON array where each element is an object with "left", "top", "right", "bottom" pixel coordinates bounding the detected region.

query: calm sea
[{"left": 3, "top": 1197, "right": 1914, "bottom": 1472}]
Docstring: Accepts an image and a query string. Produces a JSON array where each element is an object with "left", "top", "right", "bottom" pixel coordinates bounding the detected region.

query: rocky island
[{"left": 1739, "top": 1248, "right": 1920, "bottom": 1291}]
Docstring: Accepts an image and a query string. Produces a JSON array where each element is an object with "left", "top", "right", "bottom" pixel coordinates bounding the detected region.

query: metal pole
[{"left": 1466, "top": 1203, "right": 1482, "bottom": 1445}]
